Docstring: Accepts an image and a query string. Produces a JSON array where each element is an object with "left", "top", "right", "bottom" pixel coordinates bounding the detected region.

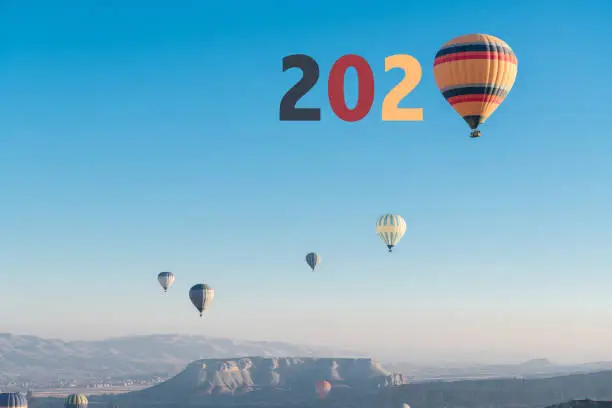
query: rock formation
[{"left": 114, "top": 357, "right": 405, "bottom": 406}]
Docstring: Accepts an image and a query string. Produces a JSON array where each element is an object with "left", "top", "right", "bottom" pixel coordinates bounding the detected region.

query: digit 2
[
  {"left": 279, "top": 54, "right": 321, "bottom": 121},
  {"left": 382, "top": 54, "right": 423, "bottom": 121}
]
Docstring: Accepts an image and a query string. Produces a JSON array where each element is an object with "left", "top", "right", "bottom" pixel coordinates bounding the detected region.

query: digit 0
[
  {"left": 280, "top": 54, "right": 321, "bottom": 121},
  {"left": 327, "top": 54, "right": 374, "bottom": 122},
  {"left": 382, "top": 54, "right": 423, "bottom": 121}
]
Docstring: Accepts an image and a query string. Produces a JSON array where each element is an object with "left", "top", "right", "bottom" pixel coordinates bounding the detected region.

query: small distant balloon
[
  {"left": 376, "top": 214, "right": 406, "bottom": 253},
  {"left": 0, "top": 393, "right": 27, "bottom": 408},
  {"left": 64, "top": 394, "right": 88, "bottom": 408},
  {"left": 189, "top": 284, "right": 215, "bottom": 317},
  {"left": 157, "top": 271, "right": 175, "bottom": 293},
  {"left": 315, "top": 380, "right": 331, "bottom": 398},
  {"left": 305, "top": 252, "right": 321, "bottom": 271}
]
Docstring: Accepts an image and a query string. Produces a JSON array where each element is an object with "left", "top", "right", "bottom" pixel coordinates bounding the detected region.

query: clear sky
[{"left": 1, "top": 0, "right": 611, "bottom": 364}]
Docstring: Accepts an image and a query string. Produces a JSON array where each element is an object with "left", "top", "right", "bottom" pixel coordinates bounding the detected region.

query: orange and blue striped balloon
[{"left": 433, "top": 34, "right": 518, "bottom": 138}]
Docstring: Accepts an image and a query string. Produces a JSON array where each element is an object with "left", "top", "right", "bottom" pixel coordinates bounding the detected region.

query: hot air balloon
[
  {"left": 64, "top": 394, "right": 88, "bottom": 408},
  {"left": 157, "top": 271, "right": 175, "bottom": 293},
  {"left": 189, "top": 284, "right": 214, "bottom": 317},
  {"left": 315, "top": 380, "right": 331, "bottom": 399},
  {"left": 305, "top": 252, "right": 321, "bottom": 271},
  {"left": 376, "top": 214, "right": 406, "bottom": 253},
  {"left": 433, "top": 33, "right": 518, "bottom": 138},
  {"left": 0, "top": 393, "right": 27, "bottom": 408}
]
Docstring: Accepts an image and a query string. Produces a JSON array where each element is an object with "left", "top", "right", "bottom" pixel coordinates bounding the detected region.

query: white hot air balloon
[
  {"left": 376, "top": 214, "right": 406, "bottom": 253},
  {"left": 157, "top": 272, "right": 175, "bottom": 293}
]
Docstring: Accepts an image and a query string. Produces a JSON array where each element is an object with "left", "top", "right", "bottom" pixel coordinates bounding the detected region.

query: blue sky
[{"left": 1, "top": 0, "right": 611, "bottom": 363}]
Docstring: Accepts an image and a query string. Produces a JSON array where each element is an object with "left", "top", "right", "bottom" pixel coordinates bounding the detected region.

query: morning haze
[{"left": 1, "top": 1, "right": 612, "bottom": 407}]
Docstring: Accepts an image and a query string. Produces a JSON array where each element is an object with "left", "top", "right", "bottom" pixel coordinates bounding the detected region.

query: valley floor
[{"left": 31, "top": 385, "right": 150, "bottom": 398}]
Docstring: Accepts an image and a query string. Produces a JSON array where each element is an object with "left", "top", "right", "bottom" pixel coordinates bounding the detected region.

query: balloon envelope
[
  {"left": 189, "top": 284, "right": 215, "bottom": 317},
  {"left": 315, "top": 380, "right": 331, "bottom": 398},
  {"left": 157, "top": 271, "right": 175, "bottom": 292},
  {"left": 0, "top": 393, "right": 27, "bottom": 408},
  {"left": 305, "top": 252, "right": 321, "bottom": 271},
  {"left": 64, "top": 394, "right": 88, "bottom": 408},
  {"left": 376, "top": 214, "right": 406, "bottom": 252},
  {"left": 433, "top": 33, "right": 518, "bottom": 137}
]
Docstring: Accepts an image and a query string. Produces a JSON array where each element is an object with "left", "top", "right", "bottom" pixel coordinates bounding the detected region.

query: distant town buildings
[{"left": 0, "top": 375, "right": 168, "bottom": 395}]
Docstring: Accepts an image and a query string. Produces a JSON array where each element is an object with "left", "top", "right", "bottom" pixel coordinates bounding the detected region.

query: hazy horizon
[
  {"left": 1, "top": 329, "right": 610, "bottom": 366},
  {"left": 2, "top": 0, "right": 611, "bottom": 366}
]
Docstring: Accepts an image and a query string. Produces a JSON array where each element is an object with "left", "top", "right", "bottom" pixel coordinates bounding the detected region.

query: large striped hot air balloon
[
  {"left": 157, "top": 271, "right": 175, "bottom": 293},
  {"left": 376, "top": 214, "right": 406, "bottom": 253},
  {"left": 433, "top": 33, "right": 518, "bottom": 138},
  {"left": 64, "top": 394, "right": 88, "bottom": 408},
  {"left": 315, "top": 380, "right": 331, "bottom": 399},
  {"left": 0, "top": 393, "right": 27, "bottom": 408},
  {"left": 189, "top": 284, "right": 215, "bottom": 317},
  {"left": 305, "top": 252, "right": 321, "bottom": 271}
]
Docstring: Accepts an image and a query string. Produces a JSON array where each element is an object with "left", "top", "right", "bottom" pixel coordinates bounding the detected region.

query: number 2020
[{"left": 279, "top": 54, "right": 423, "bottom": 122}]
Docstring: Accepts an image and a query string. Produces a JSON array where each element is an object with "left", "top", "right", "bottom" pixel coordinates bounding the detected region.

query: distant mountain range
[
  {"left": 388, "top": 358, "right": 612, "bottom": 381},
  {"left": 0, "top": 333, "right": 365, "bottom": 382},
  {"left": 5, "top": 336, "right": 612, "bottom": 408},
  {"left": 3, "top": 332, "right": 612, "bottom": 384}
]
